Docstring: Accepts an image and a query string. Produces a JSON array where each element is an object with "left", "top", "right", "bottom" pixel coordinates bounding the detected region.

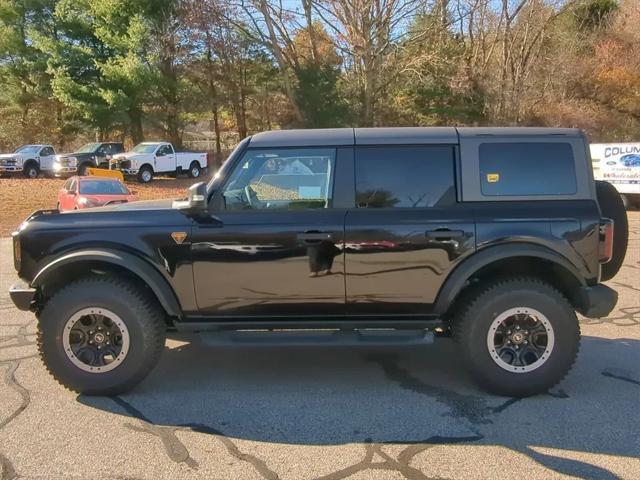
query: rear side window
[
  {"left": 479, "top": 142, "right": 577, "bottom": 196},
  {"left": 355, "top": 146, "right": 455, "bottom": 208}
]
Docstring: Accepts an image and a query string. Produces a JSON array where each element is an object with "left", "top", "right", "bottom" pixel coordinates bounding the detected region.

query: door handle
[
  {"left": 297, "top": 232, "right": 334, "bottom": 243},
  {"left": 426, "top": 229, "right": 464, "bottom": 240}
]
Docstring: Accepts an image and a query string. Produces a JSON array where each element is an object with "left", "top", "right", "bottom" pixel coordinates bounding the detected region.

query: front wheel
[
  {"left": 77, "top": 163, "right": 91, "bottom": 176},
  {"left": 137, "top": 165, "right": 153, "bottom": 183},
  {"left": 23, "top": 163, "right": 39, "bottom": 179},
  {"left": 38, "top": 276, "right": 166, "bottom": 395},
  {"left": 453, "top": 277, "right": 580, "bottom": 397}
]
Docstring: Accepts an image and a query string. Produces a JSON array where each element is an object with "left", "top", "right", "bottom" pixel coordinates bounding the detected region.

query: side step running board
[{"left": 189, "top": 329, "right": 435, "bottom": 347}]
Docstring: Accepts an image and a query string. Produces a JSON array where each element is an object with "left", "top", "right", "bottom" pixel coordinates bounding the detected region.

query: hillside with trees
[{"left": 0, "top": 0, "right": 637, "bottom": 154}]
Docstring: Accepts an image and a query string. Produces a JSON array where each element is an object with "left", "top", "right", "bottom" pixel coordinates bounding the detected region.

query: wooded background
[{"left": 0, "top": 0, "right": 637, "bottom": 153}]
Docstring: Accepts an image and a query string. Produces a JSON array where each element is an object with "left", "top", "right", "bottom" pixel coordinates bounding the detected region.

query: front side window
[
  {"left": 221, "top": 148, "right": 335, "bottom": 210},
  {"left": 355, "top": 146, "right": 456, "bottom": 208},
  {"left": 157, "top": 145, "right": 173, "bottom": 156},
  {"left": 41, "top": 147, "right": 54, "bottom": 156},
  {"left": 479, "top": 142, "right": 577, "bottom": 196}
]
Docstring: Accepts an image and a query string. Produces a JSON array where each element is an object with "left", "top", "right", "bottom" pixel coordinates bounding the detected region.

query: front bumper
[
  {"left": 9, "top": 283, "right": 36, "bottom": 311},
  {"left": 0, "top": 165, "right": 22, "bottom": 172},
  {"left": 576, "top": 284, "right": 618, "bottom": 318},
  {"left": 120, "top": 168, "right": 139, "bottom": 175},
  {"left": 54, "top": 166, "right": 78, "bottom": 176}
]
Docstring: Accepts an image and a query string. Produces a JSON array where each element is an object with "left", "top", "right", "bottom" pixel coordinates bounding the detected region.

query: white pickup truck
[
  {"left": 0, "top": 144, "right": 56, "bottom": 178},
  {"left": 111, "top": 142, "right": 208, "bottom": 183}
]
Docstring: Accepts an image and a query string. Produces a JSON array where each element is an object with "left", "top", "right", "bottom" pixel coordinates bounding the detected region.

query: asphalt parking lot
[{"left": 1, "top": 213, "right": 639, "bottom": 480}]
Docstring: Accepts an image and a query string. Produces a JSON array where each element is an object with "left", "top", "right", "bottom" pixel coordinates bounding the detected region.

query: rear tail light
[{"left": 599, "top": 219, "right": 614, "bottom": 263}]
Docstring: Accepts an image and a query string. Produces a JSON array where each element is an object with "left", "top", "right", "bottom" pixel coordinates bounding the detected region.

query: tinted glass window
[
  {"left": 222, "top": 148, "right": 335, "bottom": 210},
  {"left": 355, "top": 146, "right": 455, "bottom": 208},
  {"left": 41, "top": 147, "right": 54, "bottom": 156},
  {"left": 479, "top": 143, "right": 577, "bottom": 196}
]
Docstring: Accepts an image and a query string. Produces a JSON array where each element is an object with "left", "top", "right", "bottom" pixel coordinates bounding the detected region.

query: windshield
[
  {"left": 76, "top": 143, "right": 101, "bottom": 153},
  {"left": 79, "top": 180, "right": 130, "bottom": 195},
  {"left": 15, "top": 145, "right": 41, "bottom": 154},
  {"left": 131, "top": 143, "right": 159, "bottom": 154}
]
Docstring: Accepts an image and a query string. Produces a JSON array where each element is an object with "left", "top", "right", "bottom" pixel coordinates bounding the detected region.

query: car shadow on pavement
[{"left": 79, "top": 334, "right": 640, "bottom": 479}]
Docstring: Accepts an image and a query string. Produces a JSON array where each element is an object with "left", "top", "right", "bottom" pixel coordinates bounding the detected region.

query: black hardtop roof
[{"left": 248, "top": 127, "right": 583, "bottom": 148}]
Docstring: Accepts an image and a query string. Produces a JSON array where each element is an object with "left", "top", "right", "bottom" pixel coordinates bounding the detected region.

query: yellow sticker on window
[{"left": 487, "top": 173, "right": 500, "bottom": 183}]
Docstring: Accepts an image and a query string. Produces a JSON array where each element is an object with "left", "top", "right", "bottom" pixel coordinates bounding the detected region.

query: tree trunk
[{"left": 128, "top": 106, "right": 144, "bottom": 144}]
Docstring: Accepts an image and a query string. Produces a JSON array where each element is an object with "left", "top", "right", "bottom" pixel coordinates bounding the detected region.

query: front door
[
  {"left": 38, "top": 146, "right": 56, "bottom": 172},
  {"left": 155, "top": 144, "right": 176, "bottom": 173},
  {"left": 192, "top": 147, "right": 347, "bottom": 317},
  {"left": 344, "top": 145, "right": 475, "bottom": 314}
]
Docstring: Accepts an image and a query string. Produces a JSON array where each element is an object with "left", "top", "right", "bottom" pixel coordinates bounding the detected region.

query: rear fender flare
[
  {"left": 32, "top": 248, "right": 182, "bottom": 318},
  {"left": 433, "top": 243, "right": 586, "bottom": 315}
]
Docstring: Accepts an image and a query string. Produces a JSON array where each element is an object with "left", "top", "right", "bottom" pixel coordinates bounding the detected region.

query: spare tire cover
[{"left": 596, "top": 180, "right": 628, "bottom": 281}]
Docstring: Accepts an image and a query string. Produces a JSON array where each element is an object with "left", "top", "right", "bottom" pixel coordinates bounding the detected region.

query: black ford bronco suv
[{"left": 9, "top": 127, "right": 628, "bottom": 397}]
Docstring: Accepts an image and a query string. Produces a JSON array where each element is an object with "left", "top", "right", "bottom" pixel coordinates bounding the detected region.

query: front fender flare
[
  {"left": 433, "top": 243, "right": 586, "bottom": 315},
  {"left": 32, "top": 248, "right": 182, "bottom": 318}
]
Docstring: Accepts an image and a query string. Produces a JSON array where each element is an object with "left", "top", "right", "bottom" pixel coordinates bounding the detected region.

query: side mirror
[
  {"left": 173, "top": 182, "right": 207, "bottom": 213},
  {"left": 156, "top": 151, "right": 165, "bottom": 157}
]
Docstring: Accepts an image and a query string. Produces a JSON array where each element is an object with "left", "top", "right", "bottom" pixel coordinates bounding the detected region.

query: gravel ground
[
  {"left": 0, "top": 213, "right": 638, "bottom": 480},
  {"left": 0, "top": 175, "right": 209, "bottom": 236}
]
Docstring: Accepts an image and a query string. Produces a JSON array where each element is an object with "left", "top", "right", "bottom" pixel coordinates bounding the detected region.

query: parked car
[
  {"left": 0, "top": 144, "right": 56, "bottom": 178},
  {"left": 9, "top": 127, "right": 628, "bottom": 397},
  {"left": 53, "top": 142, "right": 125, "bottom": 177},
  {"left": 111, "top": 142, "right": 207, "bottom": 183},
  {"left": 56, "top": 176, "right": 136, "bottom": 211}
]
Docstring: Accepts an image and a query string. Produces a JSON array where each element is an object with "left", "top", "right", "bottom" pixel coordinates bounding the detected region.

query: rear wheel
[
  {"left": 453, "top": 277, "right": 580, "bottom": 397},
  {"left": 596, "top": 180, "right": 628, "bottom": 280},
  {"left": 137, "top": 165, "right": 153, "bottom": 183},
  {"left": 188, "top": 161, "right": 201, "bottom": 178},
  {"left": 37, "top": 276, "right": 166, "bottom": 395}
]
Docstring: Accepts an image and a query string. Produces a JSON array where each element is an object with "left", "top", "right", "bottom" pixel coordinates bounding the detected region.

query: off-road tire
[
  {"left": 37, "top": 275, "right": 166, "bottom": 395},
  {"left": 137, "top": 165, "right": 154, "bottom": 183},
  {"left": 596, "top": 180, "right": 628, "bottom": 281},
  {"left": 452, "top": 277, "right": 580, "bottom": 397}
]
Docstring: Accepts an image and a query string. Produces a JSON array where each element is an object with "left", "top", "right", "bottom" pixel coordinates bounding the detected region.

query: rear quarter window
[{"left": 479, "top": 142, "right": 577, "bottom": 196}]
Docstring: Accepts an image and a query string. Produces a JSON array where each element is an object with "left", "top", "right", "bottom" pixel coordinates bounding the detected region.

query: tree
[{"left": 0, "top": 0, "right": 57, "bottom": 143}]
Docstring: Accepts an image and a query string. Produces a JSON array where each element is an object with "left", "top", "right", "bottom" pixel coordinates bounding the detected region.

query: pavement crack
[
  {"left": 601, "top": 369, "right": 640, "bottom": 386},
  {"left": 367, "top": 353, "right": 497, "bottom": 425},
  {"left": 0, "top": 451, "right": 18, "bottom": 480},
  {"left": 313, "top": 436, "right": 481, "bottom": 480},
  {"left": 183, "top": 423, "right": 281, "bottom": 480},
  {"left": 0, "top": 360, "right": 31, "bottom": 430},
  {"left": 110, "top": 397, "right": 199, "bottom": 469}
]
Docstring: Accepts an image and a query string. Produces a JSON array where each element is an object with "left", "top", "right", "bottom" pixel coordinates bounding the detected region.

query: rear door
[{"left": 344, "top": 145, "right": 475, "bottom": 314}]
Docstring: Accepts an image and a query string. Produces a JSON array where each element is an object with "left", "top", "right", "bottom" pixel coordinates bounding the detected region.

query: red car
[{"left": 57, "top": 176, "right": 136, "bottom": 211}]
